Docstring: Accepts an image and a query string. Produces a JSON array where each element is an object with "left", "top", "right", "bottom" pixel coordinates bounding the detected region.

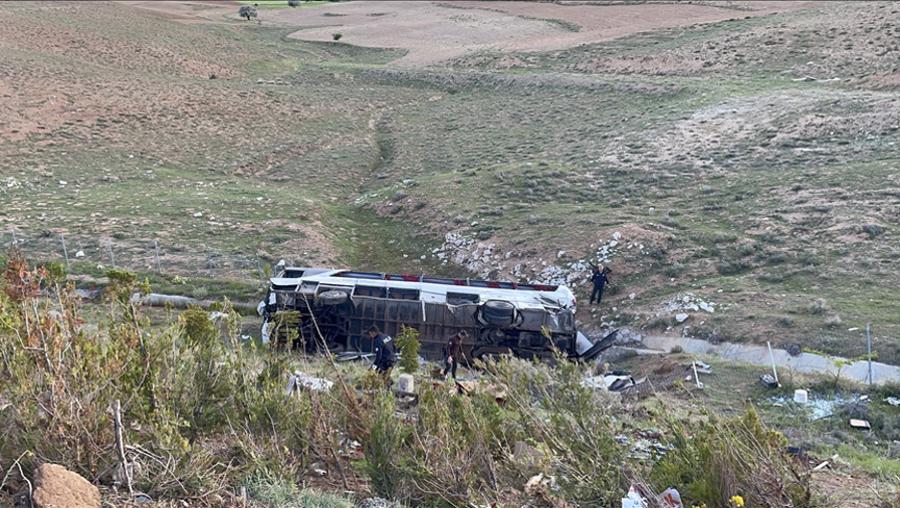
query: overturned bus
[{"left": 258, "top": 267, "right": 614, "bottom": 362}]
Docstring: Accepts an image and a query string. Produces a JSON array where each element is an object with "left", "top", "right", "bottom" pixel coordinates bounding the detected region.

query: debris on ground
[
  {"left": 690, "top": 360, "right": 712, "bottom": 374},
  {"left": 885, "top": 396, "right": 900, "bottom": 407},
  {"left": 582, "top": 372, "right": 645, "bottom": 392},
  {"left": 621, "top": 485, "right": 647, "bottom": 508},
  {"left": 794, "top": 389, "right": 809, "bottom": 404},
  {"left": 663, "top": 293, "right": 717, "bottom": 314},
  {"left": 33, "top": 463, "right": 101, "bottom": 508},
  {"left": 453, "top": 379, "right": 507, "bottom": 402},
  {"left": 619, "top": 434, "right": 673, "bottom": 460},
  {"left": 849, "top": 418, "right": 871, "bottom": 430},
  {"left": 659, "top": 487, "right": 683, "bottom": 508},
  {"left": 759, "top": 373, "right": 779, "bottom": 388},
  {"left": 286, "top": 372, "right": 334, "bottom": 395},
  {"left": 336, "top": 351, "right": 374, "bottom": 363}
]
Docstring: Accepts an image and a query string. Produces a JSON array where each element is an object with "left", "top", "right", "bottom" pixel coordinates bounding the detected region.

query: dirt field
[{"left": 272, "top": 0, "right": 812, "bottom": 66}]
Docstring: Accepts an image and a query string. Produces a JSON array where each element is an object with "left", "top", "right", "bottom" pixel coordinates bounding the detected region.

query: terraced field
[{"left": 1, "top": 0, "right": 898, "bottom": 362}]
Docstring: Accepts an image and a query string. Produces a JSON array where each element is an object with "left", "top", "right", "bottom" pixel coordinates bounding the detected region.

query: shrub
[
  {"left": 0, "top": 262, "right": 330, "bottom": 499},
  {"left": 332, "top": 33, "right": 343, "bottom": 41},
  {"left": 394, "top": 325, "right": 421, "bottom": 374},
  {"left": 288, "top": 0, "right": 301, "bottom": 6},
  {"left": 651, "top": 407, "right": 812, "bottom": 508},
  {"left": 239, "top": 5, "right": 257, "bottom": 20}
]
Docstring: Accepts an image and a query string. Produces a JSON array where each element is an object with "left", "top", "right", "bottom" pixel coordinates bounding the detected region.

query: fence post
[
  {"left": 60, "top": 234, "right": 70, "bottom": 269},
  {"left": 108, "top": 241, "right": 116, "bottom": 268},
  {"left": 866, "top": 323, "right": 873, "bottom": 386},
  {"left": 154, "top": 240, "right": 162, "bottom": 273}
]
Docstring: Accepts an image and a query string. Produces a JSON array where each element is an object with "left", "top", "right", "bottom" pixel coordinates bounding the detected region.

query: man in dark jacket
[
  {"left": 589, "top": 264, "right": 611, "bottom": 305},
  {"left": 443, "top": 330, "right": 467, "bottom": 380},
  {"left": 368, "top": 325, "right": 396, "bottom": 385}
]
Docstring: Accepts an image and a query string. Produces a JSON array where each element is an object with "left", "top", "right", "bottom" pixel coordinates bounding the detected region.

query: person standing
[
  {"left": 443, "top": 330, "right": 467, "bottom": 380},
  {"left": 589, "top": 264, "right": 611, "bottom": 305},
  {"left": 368, "top": 325, "right": 396, "bottom": 386}
]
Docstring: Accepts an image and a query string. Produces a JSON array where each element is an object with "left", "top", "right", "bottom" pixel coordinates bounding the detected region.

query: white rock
[
  {"left": 675, "top": 313, "right": 689, "bottom": 323},
  {"left": 612, "top": 231, "right": 622, "bottom": 240},
  {"left": 192, "top": 212, "right": 203, "bottom": 218},
  {"left": 74, "top": 250, "right": 85, "bottom": 258},
  {"left": 628, "top": 292, "right": 636, "bottom": 300}
]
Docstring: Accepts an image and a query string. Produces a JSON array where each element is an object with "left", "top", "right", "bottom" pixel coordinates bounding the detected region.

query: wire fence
[{"left": 1, "top": 229, "right": 279, "bottom": 284}]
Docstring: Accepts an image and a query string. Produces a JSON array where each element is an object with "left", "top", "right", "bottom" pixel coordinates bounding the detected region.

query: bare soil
[{"left": 273, "top": 1, "right": 812, "bottom": 66}]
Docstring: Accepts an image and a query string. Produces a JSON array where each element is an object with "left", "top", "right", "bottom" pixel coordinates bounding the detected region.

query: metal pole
[
  {"left": 60, "top": 234, "right": 69, "bottom": 269},
  {"left": 866, "top": 323, "right": 873, "bottom": 386},
  {"left": 154, "top": 240, "right": 162, "bottom": 273},
  {"left": 767, "top": 341, "right": 780, "bottom": 386}
]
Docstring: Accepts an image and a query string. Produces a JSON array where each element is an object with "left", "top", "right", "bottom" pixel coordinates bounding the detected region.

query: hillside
[{"left": 0, "top": 0, "right": 898, "bottom": 365}]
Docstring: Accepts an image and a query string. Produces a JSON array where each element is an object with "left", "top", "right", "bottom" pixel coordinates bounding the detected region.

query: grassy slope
[{"left": 0, "top": 2, "right": 897, "bottom": 361}]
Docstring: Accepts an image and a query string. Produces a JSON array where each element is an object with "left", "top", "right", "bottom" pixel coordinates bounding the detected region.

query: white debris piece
[
  {"left": 664, "top": 293, "right": 717, "bottom": 316},
  {"left": 621, "top": 486, "right": 647, "bottom": 508},
  {"left": 192, "top": 212, "right": 203, "bottom": 218},
  {"left": 286, "top": 372, "right": 334, "bottom": 394},
  {"left": 75, "top": 250, "right": 85, "bottom": 258},
  {"left": 675, "top": 313, "right": 689, "bottom": 323}
]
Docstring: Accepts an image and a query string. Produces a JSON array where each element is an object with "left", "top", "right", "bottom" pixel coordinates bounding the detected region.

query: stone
[
  {"left": 33, "top": 463, "right": 101, "bottom": 508},
  {"left": 675, "top": 313, "right": 689, "bottom": 323}
]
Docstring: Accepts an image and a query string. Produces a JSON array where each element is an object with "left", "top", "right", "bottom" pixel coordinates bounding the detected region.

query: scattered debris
[
  {"left": 582, "top": 373, "right": 644, "bottom": 392},
  {"left": 664, "top": 293, "right": 717, "bottom": 314},
  {"left": 33, "top": 463, "right": 101, "bottom": 508},
  {"left": 690, "top": 360, "right": 712, "bottom": 374},
  {"left": 849, "top": 418, "right": 871, "bottom": 430},
  {"left": 660, "top": 487, "right": 683, "bottom": 508},
  {"left": 286, "top": 372, "right": 334, "bottom": 394},
  {"left": 75, "top": 250, "right": 85, "bottom": 258},
  {"left": 621, "top": 486, "right": 647, "bottom": 508},
  {"left": 759, "top": 373, "right": 779, "bottom": 388},
  {"left": 675, "top": 313, "right": 689, "bottom": 324},
  {"left": 885, "top": 396, "right": 900, "bottom": 407},
  {"left": 794, "top": 389, "right": 808, "bottom": 404},
  {"left": 336, "top": 351, "right": 374, "bottom": 363}
]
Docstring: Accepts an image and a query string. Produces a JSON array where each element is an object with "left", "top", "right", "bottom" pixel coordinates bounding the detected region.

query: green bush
[
  {"left": 394, "top": 325, "right": 421, "bottom": 374},
  {"left": 651, "top": 407, "right": 812, "bottom": 508}
]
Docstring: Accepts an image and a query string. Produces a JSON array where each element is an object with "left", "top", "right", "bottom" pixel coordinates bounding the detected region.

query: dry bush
[
  {"left": 651, "top": 407, "right": 813, "bottom": 508},
  {"left": 0, "top": 257, "right": 354, "bottom": 502}
]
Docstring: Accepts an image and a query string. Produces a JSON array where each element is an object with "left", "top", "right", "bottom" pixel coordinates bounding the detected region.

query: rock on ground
[{"left": 33, "top": 464, "right": 101, "bottom": 508}]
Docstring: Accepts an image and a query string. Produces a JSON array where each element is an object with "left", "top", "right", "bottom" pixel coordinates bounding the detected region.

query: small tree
[
  {"left": 239, "top": 5, "right": 257, "bottom": 21},
  {"left": 394, "top": 325, "right": 421, "bottom": 374},
  {"left": 288, "top": 0, "right": 300, "bottom": 6},
  {"left": 332, "top": 33, "right": 342, "bottom": 41}
]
